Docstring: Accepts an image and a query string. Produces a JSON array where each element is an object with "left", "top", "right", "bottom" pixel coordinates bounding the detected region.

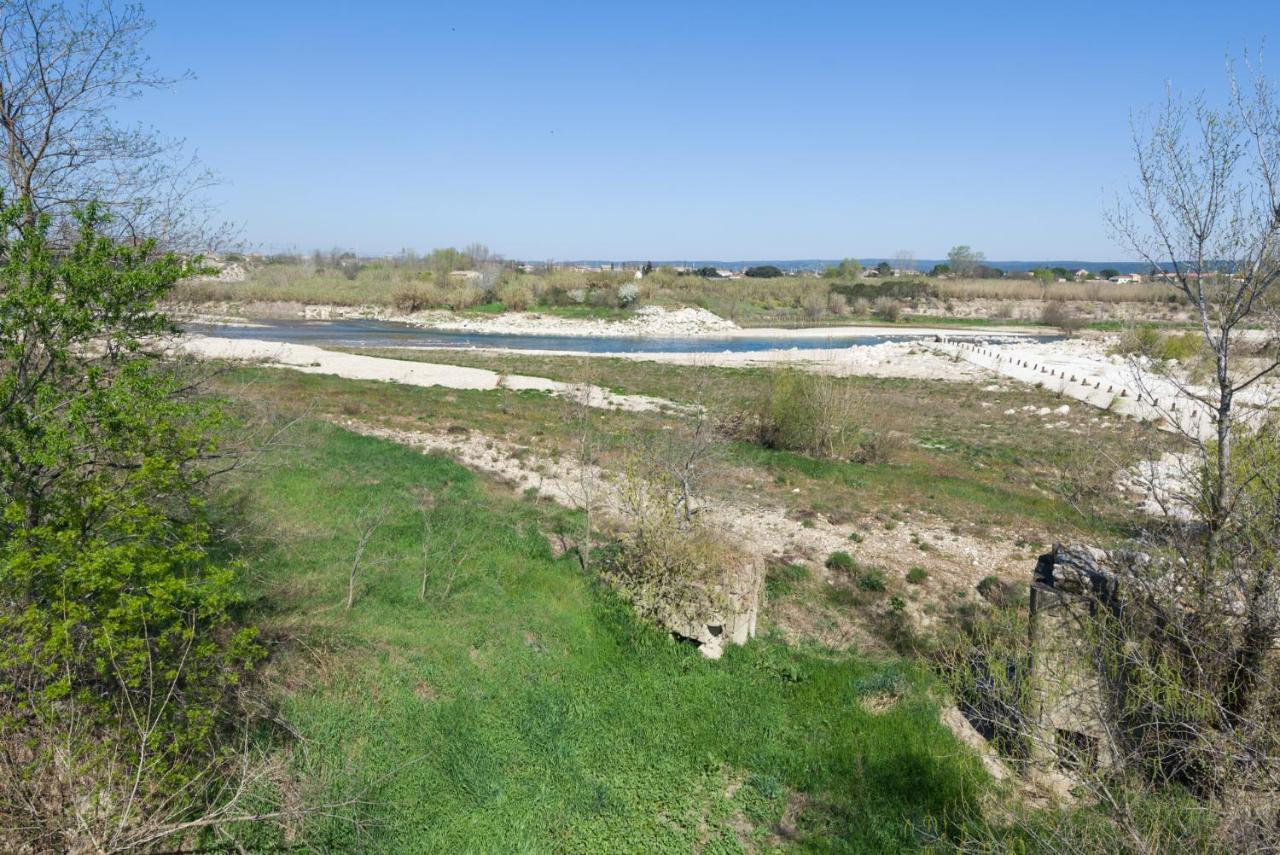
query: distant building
[
  {"left": 1108, "top": 274, "right": 1142, "bottom": 284},
  {"left": 1073, "top": 269, "right": 1090, "bottom": 280}
]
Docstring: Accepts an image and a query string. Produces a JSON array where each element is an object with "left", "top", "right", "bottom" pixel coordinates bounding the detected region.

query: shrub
[
  {"left": 618, "top": 282, "right": 641, "bottom": 306},
  {"left": 1040, "top": 300, "right": 1086, "bottom": 333},
  {"left": 394, "top": 285, "right": 440, "bottom": 312},
  {"left": 831, "top": 279, "right": 936, "bottom": 303},
  {"left": 766, "top": 562, "right": 811, "bottom": 598},
  {"left": 495, "top": 280, "right": 534, "bottom": 311},
  {"left": 872, "top": 296, "right": 902, "bottom": 322},
  {"left": 0, "top": 203, "right": 262, "bottom": 850},
  {"left": 607, "top": 458, "right": 741, "bottom": 629},
  {"left": 587, "top": 286, "right": 620, "bottom": 308},
  {"left": 858, "top": 569, "right": 887, "bottom": 592},
  {"left": 907, "top": 566, "right": 929, "bottom": 584},
  {"left": 825, "top": 551, "right": 857, "bottom": 574},
  {"left": 751, "top": 369, "right": 857, "bottom": 458},
  {"left": 1117, "top": 326, "right": 1205, "bottom": 362},
  {"left": 854, "top": 426, "right": 909, "bottom": 464},
  {"left": 1156, "top": 331, "right": 1203, "bottom": 361},
  {"left": 801, "top": 289, "right": 826, "bottom": 319},
  {"left": 744, "top": 265, "right": 784, "bottom": 278},
  {"left": 827, "top": 292, "right": 849, "bottom": 316}
]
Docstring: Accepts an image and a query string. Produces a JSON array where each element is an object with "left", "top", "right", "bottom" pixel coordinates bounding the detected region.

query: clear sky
[{"left": 132, "top": 1, "right": 1277, "bottom": 261}]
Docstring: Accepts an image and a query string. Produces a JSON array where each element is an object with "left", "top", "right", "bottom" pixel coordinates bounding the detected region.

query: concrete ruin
[
  {"left": 1028, "top": 543, "right": 1149, "bottom": 772},
  {"left": 660, "top": 555, "right": 764, "bottom": 659}
]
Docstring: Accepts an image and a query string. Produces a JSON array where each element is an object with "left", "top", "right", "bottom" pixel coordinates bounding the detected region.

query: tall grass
[{"left": 933, "top": 278, "right": 1182, "bottom": 303}]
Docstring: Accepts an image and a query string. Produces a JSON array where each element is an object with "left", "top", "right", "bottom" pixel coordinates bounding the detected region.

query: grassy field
[
  {"left": 197, "top": 346, "right": 1194, "bottom": 849},
  {"left": 222, "top": 420, "right": 988, "bottom": 852},
  {"left": 323, "top": 349, "right": 1173, "bottom": 536}
]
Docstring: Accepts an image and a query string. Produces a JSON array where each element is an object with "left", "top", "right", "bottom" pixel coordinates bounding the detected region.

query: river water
[{"left": 186, "top": 318, "right": 1049, "bottom": 354}]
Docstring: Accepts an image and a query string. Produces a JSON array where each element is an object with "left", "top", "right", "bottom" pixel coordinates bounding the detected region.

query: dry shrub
[
  {"left": 496, "top": 280, "right": 534, "bottom": 311},
  {"left": 1041, "top": 299, "right": 1086, "bottom": 334},
  {"left": 800, "top": 288, "right": 826, "bottom": 320},
  {"left": 393, "top": 285, "right": 438, "bottom": 313},
  {"left": 827, "top": 292, "right": 850, "bottom": 316},
  {"left": 607, "top": 458, "right": 739, "bottom": 623},
  {"left": 873, "top": 296, "right": 902, "bottom": 322}
]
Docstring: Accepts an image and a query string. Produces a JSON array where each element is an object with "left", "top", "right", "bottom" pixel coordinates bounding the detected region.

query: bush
[
  {"left": 801, "top": 289, "right": 826, "bottom": 319},
  {"left": 751, "top": 369, "right": 857, "bottom": 458},
  {"left": 830, "top": 278, "right": 935, "bottom": 303},
  {"left": 827, "top": 292, "right": 849, "bottom": 316},
  {"left": 766, "top": 562, "right": 810, "bottom": 598},
  {"left": 587, "top": 286, "right": 619, "bottom": 308},
  {"left": 0, "top": 203, "right": 262, "bottom": 850},
  {"left": 618, "top": 282, "right": 641, "bottom": 306},
  {"left": 858, "top": 568, "right": 887, "bottom": 592},
  {"left": 872, "top": 297, "right": 902, "bottom": 322},
  {"left": 1040, "top": 300, "right": 1085, "bottom": 333},
  {"left": 606, "top": 459, "right": 741, "bottom": 629},
  {"left": 854, "top": 426, "right": 909, "bottom": 464},
  {"left": 744, "top": 265, "right": 784, "bottom": 278},
  {"left": 907, "top": 566, "right": 929, "bottom": 584},
  {"left": 826, "top": 551, "right": 857, "bottom": 574},
  {"left": 393, "top": 285, "right": 439, "bottom": 313},
  {"left": 495, "top": 280, "right": 534, "bottom": 311},
  {"left": 1116, "top": 327, "right": 1204, "bottom": 363}
]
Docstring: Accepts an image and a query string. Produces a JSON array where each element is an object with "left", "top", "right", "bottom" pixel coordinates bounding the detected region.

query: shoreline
[{"left": 168, "top": 300, "right": 1048, "bottom": 341}]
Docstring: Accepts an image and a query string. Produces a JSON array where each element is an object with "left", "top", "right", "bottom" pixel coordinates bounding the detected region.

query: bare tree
[
  {"left": 417, "top": 488, "right": 476, "bottom": 602},
  {"left": 565, "top": 380, "right": 597, "bottom": 573},
  {"left": 893, "top": 249, "right": 917, "bottom": 273},
  {"left": 345, "top": 502, "right": 389, "bottom": 610},
  {"left": 939, "top": 58, "right": 1280, "bottom": 853},
  {"left": 0, "top": 1, "right": 228, "bottom": 248},
  {"left": 1110, "top": 58, "right": 1280, "bottom": 544}
]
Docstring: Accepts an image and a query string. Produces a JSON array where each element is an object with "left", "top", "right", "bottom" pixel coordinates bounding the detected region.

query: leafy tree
[
  {"left": 693, "top": 266, "right": 720, "bottom": 278},
  {"left": 875, "top": 261, "right": 893, "bottom": 277},
  {"left": 1031, "top": 267, "right": 1054, "bottom": 287},
  {"left": 946, "top": 245, "right": 986, "bottom": 277},
  {"left": 744, "top": 265, "right": 784, "bottom": 278},
  {"left": 0, "top": 200, "right": 261, "bottom": 850},
  {"left": 822, "top": 258, "right": 862, "bottom": 279},
  {"left": 929, "top": 263, "right": 951, "bottom": 277},
  {"left": 1099, "top": 267, "right": 1120, "bottom": 279},
  {"left": 425, "top": 246, "right": 469, "bottom": 274}
]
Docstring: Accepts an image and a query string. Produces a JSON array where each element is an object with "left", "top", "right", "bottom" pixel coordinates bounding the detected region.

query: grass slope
[{"left": 227, "top": 421, "right": 986, "bottom": 852}]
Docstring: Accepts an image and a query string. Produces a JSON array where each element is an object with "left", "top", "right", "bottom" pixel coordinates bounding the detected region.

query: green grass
[
  {"left": 224, "top": 421, "right": 987, "bottom": 852},
  {"left": 218, "top": 356, "right": 1168, "bottom": 540}
]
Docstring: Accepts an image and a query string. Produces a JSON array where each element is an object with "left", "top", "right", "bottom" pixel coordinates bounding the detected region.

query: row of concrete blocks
[{"left": 945, "top": 339, "right": 1209, "bottom": 424}]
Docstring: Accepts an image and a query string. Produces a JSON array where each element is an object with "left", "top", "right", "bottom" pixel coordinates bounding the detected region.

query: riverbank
[
  {"left": 169, "top": 300, "right": 1045, "bottom": 340},
  {"left": 172, "top": 335, "right": 684, "bottom": 413}
]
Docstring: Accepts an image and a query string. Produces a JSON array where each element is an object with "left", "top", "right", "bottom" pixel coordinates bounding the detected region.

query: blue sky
[{"left": 134, "top": 1, "right": 1276, "bottom": 260}]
